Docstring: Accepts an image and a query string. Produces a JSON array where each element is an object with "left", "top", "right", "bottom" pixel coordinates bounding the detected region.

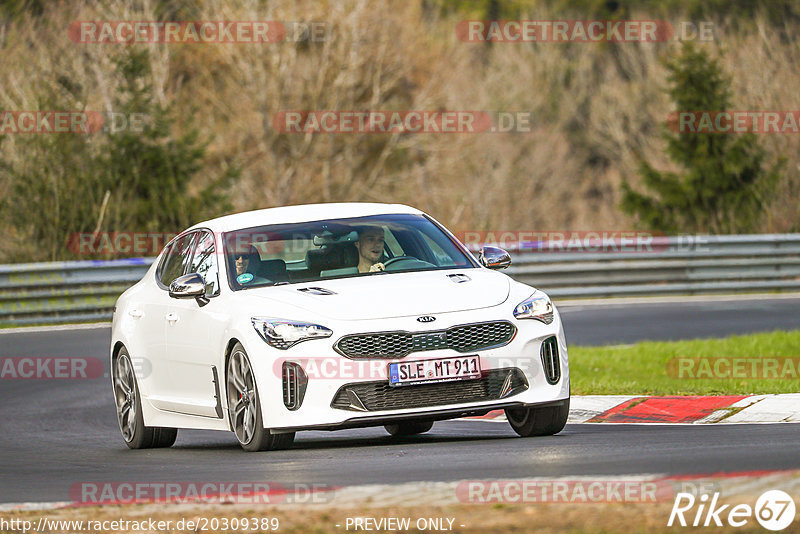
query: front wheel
[
  {"left": 227, "top": 343, "right": 294, "bottom": 452},
  {"left": 505, "top": 398, "right": 570, "bottom": 437},
  {"left": 113, "top": 348, "right": 177, "bottom": 449}
]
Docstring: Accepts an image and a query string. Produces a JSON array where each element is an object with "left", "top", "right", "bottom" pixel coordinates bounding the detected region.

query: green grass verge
[{"left": 570, "top": 329, "right": 800, "bottom": 395}]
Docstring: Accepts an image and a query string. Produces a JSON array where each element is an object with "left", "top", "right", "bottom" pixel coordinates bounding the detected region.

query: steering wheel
[{"left": 382, "top": 256, "right": 415, "bottom": 268}]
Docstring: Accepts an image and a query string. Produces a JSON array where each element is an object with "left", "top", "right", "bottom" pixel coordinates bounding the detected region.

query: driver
[{"left": 356, "top": 226, "right": 386, "bottom": 273}]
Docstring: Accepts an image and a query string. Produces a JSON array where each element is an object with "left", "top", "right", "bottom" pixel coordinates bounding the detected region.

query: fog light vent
[
  {"left": 541, "top": 336, "right": 560, "bottom": 385},
  {"left": 282, "top": 361, "right": 308, "bottom": 410}
]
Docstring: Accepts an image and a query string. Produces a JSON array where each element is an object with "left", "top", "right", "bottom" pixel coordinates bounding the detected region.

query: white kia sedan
[{"left": 111, "top": 203, "right": 569, "bottom": 451}]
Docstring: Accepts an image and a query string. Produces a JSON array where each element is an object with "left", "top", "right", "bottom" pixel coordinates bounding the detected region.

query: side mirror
[
  {"left": 479, "top": 246, "right": 512, "bottom": 270},
  {"left": 169, "top": 273, "right": 207, "bottom": 299}
]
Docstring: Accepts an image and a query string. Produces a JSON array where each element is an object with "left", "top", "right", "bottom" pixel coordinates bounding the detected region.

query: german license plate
[{"left": 388, "top": 355, "right": 481, "bottom": 387}]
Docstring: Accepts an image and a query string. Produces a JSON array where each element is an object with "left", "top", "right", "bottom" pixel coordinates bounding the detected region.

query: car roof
[{"left": 188, "top": 202, "right": 424, "bottom": 233}]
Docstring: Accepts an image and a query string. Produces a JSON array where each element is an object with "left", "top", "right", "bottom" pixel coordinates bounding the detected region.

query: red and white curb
[{"left": 467, "top": 394, "right": 800, "bottom": 424}]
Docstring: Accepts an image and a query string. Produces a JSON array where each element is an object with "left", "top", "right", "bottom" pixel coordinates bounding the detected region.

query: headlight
[
  {"left": 251, "top": 317, "right": 333, "bottom": 349},
  {"left": 513, "top": 292, "right": 554, "bottom": 324}
]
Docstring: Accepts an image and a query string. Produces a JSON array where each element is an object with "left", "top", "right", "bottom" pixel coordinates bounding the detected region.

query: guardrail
[
  {"left": 0, "top": 258, "right": 153, "bottom": 326},
  {"left": 1, "top": 234, "right": 799, "bottom": 326},
  {"left": 505, "top": 233, "right": 800, "bottom": 299}
]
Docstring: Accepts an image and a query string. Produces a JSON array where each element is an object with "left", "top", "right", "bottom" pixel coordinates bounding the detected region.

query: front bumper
[{"left": 245, "top": 305, "right": 570, "bottom": 431}]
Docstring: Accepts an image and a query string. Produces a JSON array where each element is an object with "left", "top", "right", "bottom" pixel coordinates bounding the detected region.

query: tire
[
  {"left": 384, "top": 420, "right": 434, "bottom": 436},
  {"left": 505, "top": 398, "right": 570, "bottom": 437},
  {"left": 227, "top": 343, "right": 295, "bottom": 452},
  {"left": 113, "top": 347, "right": 178, "bottom": 449}
]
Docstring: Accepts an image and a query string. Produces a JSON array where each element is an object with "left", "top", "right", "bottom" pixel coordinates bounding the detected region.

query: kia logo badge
[{"left": 417, "top": 316, "right": 436, "bottom": 323}]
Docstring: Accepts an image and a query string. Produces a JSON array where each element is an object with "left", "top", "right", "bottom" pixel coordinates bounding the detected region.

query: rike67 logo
[{"left": 668, "top": 490, "right": 796, "bottom": 530}]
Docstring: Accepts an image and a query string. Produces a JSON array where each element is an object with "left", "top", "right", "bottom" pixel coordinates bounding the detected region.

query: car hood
[{"left": 246, "top": 269, "right": 511, "bottom": 321}]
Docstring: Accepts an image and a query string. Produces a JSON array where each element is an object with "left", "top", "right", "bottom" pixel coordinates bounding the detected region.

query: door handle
[
  {"left": 165, "top": 312, "right": 180, "bottom": 324},
  {"left": 128, "top": 309, "right": 144, "bottom": 319}
]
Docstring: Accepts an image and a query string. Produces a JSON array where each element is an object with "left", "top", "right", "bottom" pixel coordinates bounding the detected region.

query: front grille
[
  {"left": 541, "top": 336, "right": 560, "bottom": 384},
  {"left": 336, "top": 331, "right": 414, "bottom": 359},
  {"left": 446, "top": 322, "right": 516, "bottom": 352},
  {"left": 330, "top": 368, "right": 528, "bottom": 412},
  {"left": 335, "top": 321, "right": 516, "bottom": 359}
]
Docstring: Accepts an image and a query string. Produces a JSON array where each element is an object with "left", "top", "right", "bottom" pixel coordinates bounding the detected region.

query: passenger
[
  {"left": 235, "top": 253, "right": 249, "bottom": 276},
  {"left": 233, "top": 246, "right": 268, "bottom": 285}
]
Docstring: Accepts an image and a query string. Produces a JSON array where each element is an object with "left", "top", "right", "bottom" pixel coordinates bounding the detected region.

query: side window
[
  {"left": 188, "top": 232, "right": 220, "bottom": 296},
  {"left": 157, "top": 233, "right": 196, "bottom": 287}
]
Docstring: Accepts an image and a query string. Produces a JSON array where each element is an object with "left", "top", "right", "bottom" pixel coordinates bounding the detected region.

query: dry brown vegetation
[{"left": 1, "top": 1, "right": 799, "bottom": 261}]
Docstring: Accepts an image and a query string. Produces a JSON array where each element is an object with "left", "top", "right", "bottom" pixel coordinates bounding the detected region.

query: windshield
[{"left": 223, "top": 214, "right": 477, "bottom": 290}]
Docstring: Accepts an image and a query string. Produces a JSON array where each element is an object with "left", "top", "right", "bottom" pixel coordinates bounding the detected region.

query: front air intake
[
  {"left": 330, "top": 368, "right": 528, "bottom": 412},
  {"left": 282, "top": 362, "right": 308, "bottom": 410},
  {"left": 541, "top": 336, "right": 560, "bottom": 385}
]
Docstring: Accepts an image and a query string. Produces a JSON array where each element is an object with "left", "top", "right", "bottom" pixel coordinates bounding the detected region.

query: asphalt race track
[
  {"left": 2, "top": 296, "right": 800, "bottom": 504},
  {"left": 559, "top": 295, "right": 800, "bottom": 345}
]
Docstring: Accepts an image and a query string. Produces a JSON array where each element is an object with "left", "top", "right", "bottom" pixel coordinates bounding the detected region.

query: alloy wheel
[
  {"left": 227, "top": 350, "right": 258, "bottom": 445},
  {"left": 114, "top": 354, "right": 137, "bottom": 442}
]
